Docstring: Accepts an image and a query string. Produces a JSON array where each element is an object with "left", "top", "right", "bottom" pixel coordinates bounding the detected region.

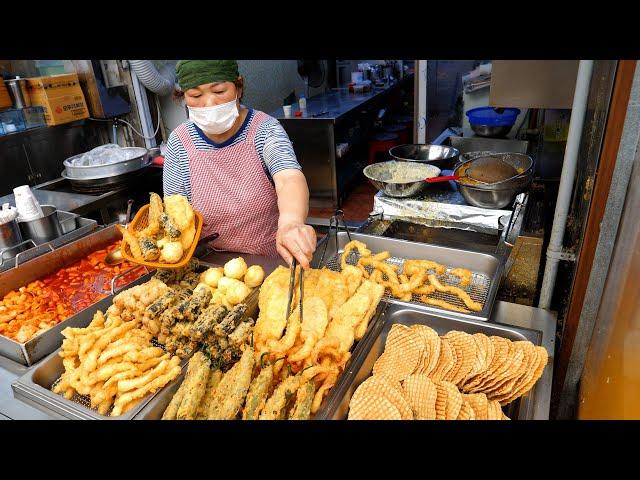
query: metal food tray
[
  {"left": 0, "top": 225, "right": 143, "bottom": 366},
  {"left": 132, "top": 300, "right": 387, "bottom": 420},
  {"left": 11, "top": 272, "right": 261, "bottom": 419},
  {"left": 318, "top": 303, "right": 554, "bottom": 420},
  {"left": 0, "top": 211, "right": 98, "bottom": 273},
  {"left": 314, "top": 232, "right": 503, "bottom": 321}
]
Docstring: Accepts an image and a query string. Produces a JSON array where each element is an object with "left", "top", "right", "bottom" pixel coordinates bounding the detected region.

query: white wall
[{"left": 157, "top": 60, "right": 328, "bottom": 134}]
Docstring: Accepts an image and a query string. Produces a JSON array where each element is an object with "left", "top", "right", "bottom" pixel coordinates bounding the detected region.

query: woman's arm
[{"left": 273, "top": 169, "right": 317, "bottom": 269}]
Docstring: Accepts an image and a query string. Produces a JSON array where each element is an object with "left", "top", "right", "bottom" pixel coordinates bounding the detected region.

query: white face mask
[{"left": 187, "top": 96, "right": 239, "bottom": 135}]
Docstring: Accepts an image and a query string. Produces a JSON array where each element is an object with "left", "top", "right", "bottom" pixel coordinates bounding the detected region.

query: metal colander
[{"left": 323, "top": 250, "right": 490, "bottom": 313}]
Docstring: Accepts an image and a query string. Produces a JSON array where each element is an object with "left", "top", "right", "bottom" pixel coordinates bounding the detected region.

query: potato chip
[
  {"left": 500, "top": 346, "right": 548, "bottom": 406},
  {"left": 490, "top": 341, "right": 536, "bottom": 401},
  {"left": 402, "top": 374, "right": 437, "bottom": 420},
  {"left": 482, "top": 343, "right": 525, "bottom": 397},
  {"left": 434, "top": 380, "right": 462, "bottom": 420},
  {"left": 441, "top": 331, "right": 476, "bottom": 387},
  {"left": 430, "top": 337, "right": 456, "bottom": 382},
  {"left": 457, "top": 399, "right": 476, "bottom": 420},
  {"left": 464, "top": 336, "right": 510, "bottom": 392},
  {"left": 410, "top": 324, "right": 441, "bottom": 376},
  {"left": 372, "top": 324, "right": 424, "bottom": 382},
  {"left": 353, "top": 375, "right": 413, "bottom": 420},
  {"left": 349, "top": 393, "right": 402, "bottom": 420},
  {"left": 463, "top": 393, "right": 489, "bottom": 420}
]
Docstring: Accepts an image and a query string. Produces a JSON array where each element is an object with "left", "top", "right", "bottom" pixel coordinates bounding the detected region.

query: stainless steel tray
[
  {"left": 0, "top": 225, "right": 137, "bottom": 366},
  {"left": 63, "top": 147, "right": 150, "bottom": 179},
  {"left": 12, "top": 270, "right": 261, "bottom": 419},
  {"left": 133, "top": 301, "right": 388, "bottom": 420},
  {"left": 11, "top": 348, "right": 187, "bottom": 420},
  {"left": 313, "top": 232, "right": 503, "bottom": 321},
  {"left": 0, "top": 211, "right": 98, "bottom": 273},
  {"left": 318, "top": 303, "right": 553, "bottom": 420}
]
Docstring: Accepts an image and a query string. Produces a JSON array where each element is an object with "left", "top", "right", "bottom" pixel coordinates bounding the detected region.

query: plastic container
[
  {"left": 466, "top": 107, "right": 520, "bottom": 127},
  {"left": 22, "top": 106, "right": 46, "bottom": 130},
  {"left": 299, "top": 96, "right": 307, "bottom": 111},
  {"left": 0, "top": 108, "right": 26, "bottom": 134}
]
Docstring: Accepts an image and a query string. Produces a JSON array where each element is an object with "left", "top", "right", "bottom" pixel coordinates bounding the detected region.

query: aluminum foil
[{"left": 372, "top": 190, "right": 511, "bottom": 235}]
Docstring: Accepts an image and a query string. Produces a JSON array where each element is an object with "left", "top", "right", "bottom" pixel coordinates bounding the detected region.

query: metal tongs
[
  {"left": 285, "top": 258, "right": 304, "bottom": 324},
  {"left": 319, "top": 209, "right": 352, "bottom": 266}
]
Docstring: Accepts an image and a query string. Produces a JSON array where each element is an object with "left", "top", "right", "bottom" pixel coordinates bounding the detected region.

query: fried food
[
  {"left": 159, "top": 241, "right": 184, "bottom": 264},
  {"left": 427, "top": 274, "right": 482, "bottom": 312},
  {"left": 254, "top": 266, "right": 293, "bottom": 353},
  {"left": 259, "top": 374, "right": 303, "bottom": 420},
  {"left": 224, "top": 257, "right": 248, "bottom": 280},
  {"left": 420, "top": 296, "right": 471, "bottom": 313},
  {"left": 287, "top": 297, "right": 329, "bottom": 363},
  {"left": 176, "top": 352, "right": 211, "bottom": 420},
  {"left": 340, "top": 240, "right": 371, "bottom": 270},
  {"left": 141, "top": 192, "right": 164, "bottom": 237},
  {"left": 450, "top": 267, "right": 472, "bottom": 288},
  {"left": 55, "top": 307, "right": 181, "bottom": 416},
  {"left": 179, "top": 222, "right": 196, "bottom": 250},
  {"left": 347, "top": 325, "right": 548, "bottom": 420},
  {"left": 242, "top": 362, "right": 274, "bottom": 420},
  {"left": 164, "top": 194, "right": 195, "bottom": 233},
  {"left": 244, "top": 265, "right": 265, "bottom": 288},
  {"left": 122, "top": 227, "right": 144, "bottom": 261},
  {"left": 403, "top": 259, "right": 446, "bottom": 276},
  {"left": 220, "top": 278, "right": 251, "bottom": 305},
  {"left": 289, "top": 380, "right": 316, "bottom": 420},
  {"left": 207, "top": 348, "right": 255, "bottom": 419},
  {"left": 201, "top": 268, "right": 224, "bottom": 288},
  {"left": 340, "top": 264, "right": 363, "bottom": 297}
]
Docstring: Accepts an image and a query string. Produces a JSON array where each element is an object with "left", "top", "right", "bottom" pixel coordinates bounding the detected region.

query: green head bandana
[{"left": 175, "top": 60, "right": 240, "bottom": 91}]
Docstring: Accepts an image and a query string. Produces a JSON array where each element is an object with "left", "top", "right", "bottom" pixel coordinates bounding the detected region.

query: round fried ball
[
  {"left": 224, "top": 257, "right": 248, "bottom": 280},
  {"left": 244, "top": 265, "right": 265, "bottom": 288}
]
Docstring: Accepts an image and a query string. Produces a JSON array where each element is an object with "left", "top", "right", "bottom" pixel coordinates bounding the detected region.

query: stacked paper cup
[{"left": 13, "top": 185, "right": 44, "bottom": 222}]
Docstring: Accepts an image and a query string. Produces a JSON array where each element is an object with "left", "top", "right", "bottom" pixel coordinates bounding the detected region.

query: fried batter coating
[
  {"left": 340, "top": 240, "right": 371, "bottom": 270},
  {"left": 427, "top": 274, "right": 482, "bottom": 312}
]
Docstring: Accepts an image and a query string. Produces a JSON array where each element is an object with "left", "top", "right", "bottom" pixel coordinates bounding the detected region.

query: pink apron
[{"left": 175, "top": 111, "right": 280, "bottom": 257}]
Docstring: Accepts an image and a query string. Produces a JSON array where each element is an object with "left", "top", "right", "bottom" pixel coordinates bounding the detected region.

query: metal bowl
[
  {"left": 363, "top": 161, "right": 441, "bottom": 198},
  {"left": 63, "top": 147, "right": 150, "bottom": 180},
  {"left": 470, "top": 124, "right": 513, "bottom": 138},
  {"left": 457, "top": 152, "right": 534, "bottom": 190},
  {"left": 389, "top": 144, "right": 460, "bottom": 170},
  {"left": 454, "top": 156, "right": 533, "bottom": 209}
]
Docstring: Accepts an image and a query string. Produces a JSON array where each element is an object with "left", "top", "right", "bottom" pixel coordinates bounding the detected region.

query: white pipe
[
  {"left": 415, "top": 60, "right": 427, "bottom": 143},
  {"left": 128, "top": 60, "right": 175, "bottom": 96},
  {"left": 538, "top": 60, "right": 594, "bottom": 309},
  {"left": 130, "top": 69, "right": 157, "bottom": 149}
]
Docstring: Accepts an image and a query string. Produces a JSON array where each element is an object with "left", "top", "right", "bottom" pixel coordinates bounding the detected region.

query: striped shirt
[{"left": 163, "top": 108, "right": 301, "bottom": 201}]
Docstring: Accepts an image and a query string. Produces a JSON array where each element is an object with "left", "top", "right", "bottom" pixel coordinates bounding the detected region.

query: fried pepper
[
  {"left": 207, "top": 348, "right": 255, "bottom": 420},
  {"left": 259, "top": 374, "right": 303, "bottom": 420},
  {"left": 176, "top": 352, "right": 210, "bottom": 420},
  {"left": 196, "top": 369, "right": 223, "bottom": 419},
  {"left": 242, "top": 362, "right": 274, "bottom": 420},
  {"left": 289, "top": 380, "right": 316, "bottom": 420}
]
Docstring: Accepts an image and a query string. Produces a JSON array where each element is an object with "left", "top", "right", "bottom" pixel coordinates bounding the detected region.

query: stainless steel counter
[{"left": 270, "top": 77, "right": 412, "bottom": 121}]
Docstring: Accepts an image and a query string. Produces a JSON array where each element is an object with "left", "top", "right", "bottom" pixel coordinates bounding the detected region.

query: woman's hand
[{"left": 276, "top": 222, "right": 317, "bottom": 269}]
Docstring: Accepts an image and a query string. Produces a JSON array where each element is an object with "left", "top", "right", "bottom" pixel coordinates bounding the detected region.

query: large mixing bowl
[
  {"left": 389, "top": 144, "right": 460, "bottom": 170},
  {"left": 454, "top": 154, "right": 533, "bottom": 208},
  {"left": 363, "top": 160, "right": 441, "bottom": 198}
]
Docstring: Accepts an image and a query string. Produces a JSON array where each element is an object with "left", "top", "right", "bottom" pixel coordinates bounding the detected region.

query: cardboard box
[
  {"left": 0, "top": 79, "right": 12, "bottom": 110},
  {"left": 489, "top": 60, "right": 579, "bottom": 109},
  {"left": 26, "top": 73, "right": 89, "bottom": 126}
]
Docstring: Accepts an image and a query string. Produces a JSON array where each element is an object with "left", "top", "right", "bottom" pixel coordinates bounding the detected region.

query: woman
[{"left": 164, "top": 60, "right": 316, "bottom": 268}]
